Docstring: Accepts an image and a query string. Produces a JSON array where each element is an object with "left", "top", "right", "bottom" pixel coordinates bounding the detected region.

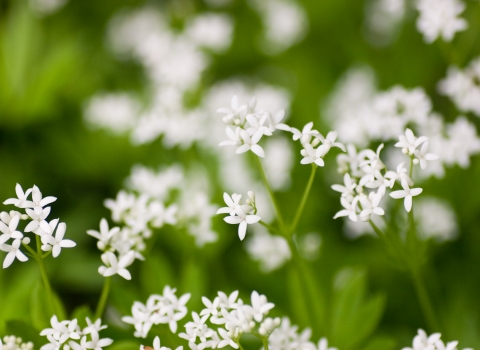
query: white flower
[
  {"left": 219, "top": 127, "right": 242, "bottom": 147},
  {"left": 217, "top": 95, "right": 247, "bottom": 125},
  {"left": 99, "top": 251, "right": 135, "bottom": 280},
  {"left": 224, "top": 206, "right": 261, "bottom": 240},
  {"left": 318, "top": 338, "right": 337, "bottom": 350},
  {"left": 216, "top": 193, "right": 243, "bottom": 216},
  {"left": 389, "top": 179, "right": 423, "bottom": 212},
  {"left": 290, "top": 122, "right": 320, "bottom": 144},
  {"left": 317, "top": 131, "right": 346, "bottom": 153},
  {"left": 236, "top": 129, "right": 265, "bottom": 158},
  {"left": 0, "top": 214, "right": 23, "bottom": 244},
  {"left": 402, "top": 329, "right": 441, "bottom": 350},
  {"left": 41, "top": 221, "right": 76, "bottom": 258},
  {"left": 216, "top": 328, "right": 238, "bottom": 349},
  {"left": 84, "top": 318, "right": 108, "bottom": 334},
  {"left": 24, "top": 207, "right": 52, "bottom": 234},
  {"left": 331, "top": 173, "right": 357, "bottom": 199},
  {"left": 300, "top": 144, "right": 325, "bottom": 167},
  {"left": 3, "top": 184, "right": 33, "bottom": 208},
  {"left": 31, "top": 185, "right": 57, "bottom": 215},
  {"left": 266, "top": 109, "right": 290, "bottom": 132},
  {"left": 0, "top": 238, "right": 28, "bottom": 268},
  {"left": 87, "top": 218, "right": 120, "bottom": 250},
  {"left": 394, "top": 128, "right": 428, "bottom": 155},
  {"left": 333, "top": 197, "right": 359, "bottom": 222},
  {"left": 83, "top": 329, "right": 113, "bottom": 350},
  {"left": 414, "top": 141, "right": 439, "bottom": 169},
  {"left": 359, "top": 192, "right": 385, "bottom": 221},
  {"left": 246, "top": 291, "right": 274, "bottom": 322},
  {"left": 416, "top": 0, "right": 467, "bottom": 43}
]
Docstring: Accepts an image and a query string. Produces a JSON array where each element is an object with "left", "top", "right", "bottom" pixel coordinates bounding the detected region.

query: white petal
[
  {"left": 390, "top": 190, "right": 407, "bottom": 199},
  {"left": 238, "top": 221, "right": 247, "bottom": 240},
  {"left": 251, "top": 144, "right": 265, "bottom": 158},
  {"left": 245, "top": 215, "right": 261, "bottom": 224},
  {"left": 224, "top": 216, "right": 243, "bottom": 225},
  {"left": 410, "top": 188, "right": 423, "bottom": 196},
  {"left": 118, "top": 269, "right": 132, "bottom": 280},
  {"left": 404, "top": 195, "right": 412, "bottom": 212}
]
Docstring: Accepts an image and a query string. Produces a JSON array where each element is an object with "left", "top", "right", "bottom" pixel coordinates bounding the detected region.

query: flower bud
[{"left": 22, "top": 237, "right": 31, "bottom": 245}]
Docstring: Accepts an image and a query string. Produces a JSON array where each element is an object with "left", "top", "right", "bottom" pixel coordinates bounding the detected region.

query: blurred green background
[{"left": 1, "top": 0, "right": 480, "bottom": 349}]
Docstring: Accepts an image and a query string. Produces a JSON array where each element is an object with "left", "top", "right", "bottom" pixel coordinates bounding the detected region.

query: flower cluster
[
  {"left": 84, "top": 8, "right": 233, "bottom": 147},
  {"left": 438, "top": 56, "right": 480, "bottom": 117},
  {"left": 179, "top": 290, "right": 278, "bottom": 349},
  {"left": 122, "top": 286, "right": 191, "bottom": 337},
  {"left": 333, "top": 128, "right": 438, "bottom": 222},
  {"left": 0, "top": 184, "right": 76, "bottom": 268},
  {"left": 415, "top": 0, "right": 467, "bottom": 43},
  {"left": 402, "top": 329, "right": 472, "bottom": 350},
  {"left": 0, "top": 335, "right": 34, "bottom": 350},
  {"left": 268, "top": 317, "right": 337, "bottom": 350},
  {"left": 217, "top": 192, "right": 261, "bottom": 240},
  {"left": 40, "top": 316, "right": 112, "bottom": 350},
  {"left": 217, "top": 95, "right": 290, "bottom": 158},
  {"left": 324, "top": 68, "right": 480, "bottom": 177}
]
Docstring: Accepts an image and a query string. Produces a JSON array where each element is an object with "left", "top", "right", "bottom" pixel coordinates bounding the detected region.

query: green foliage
[{"left": 329, "top": 268, "right": 386, "bottom": 350}]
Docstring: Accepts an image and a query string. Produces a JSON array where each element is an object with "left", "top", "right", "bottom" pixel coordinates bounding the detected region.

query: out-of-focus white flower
[
  {"left": 250, "top": 0, "right": 308, "bottom": 54},
  {"left": 416, "top": 0, "right": 468, "bottom": 43},
  {"left": 438, "top": 58, "right": 480, "bottom": 117},
  {"left": 84, "top": 93, "right": 140, "bottom": 135},
  {"left": 415, "top": 197, "right": 458, "bottom": 242},
  {"left": 29, "top": 0, "right": 67, "bottom": 15},
  {"left": 245, "top": 228, "right": 290, "bottom": 272},
  {"left": 263, "top": 137, "right": 294, "bottom": 190},
  {"left": 185, "top": 13, "right": 233, "bottom": 52}
]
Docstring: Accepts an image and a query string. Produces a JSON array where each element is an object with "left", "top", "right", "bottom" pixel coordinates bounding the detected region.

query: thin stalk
[
  {"left": 259, "top": 220, "right": 279, "bottom": 235},
  {"left": 36, "top": 235, "right": 55, "bottom": 316},
  {"left": 409, "top": 156, "right": 414, "bottom": 178},
  {"left": 254, "top": 156, "right": 286, "bottom": 233},
  {"left": 236, "top": 340, "right": 245, "bottom": 350},
  {"left": 369, "top": 219, "right": 386, "bottom": 241},
  {"left": 411, "top": 268, "right": 441, "bottom": 332},
  {"left": 95, "top": 276, "right": 112, "bottom": 320},
  {"left": 290, "top": 164, "right": 317, "bottom": 236},
  {"left": 23, "top": 242, "right": 39, "bottom": 259},
  {"left": 262, "top": 337, "right": 270, "bottom": 350}
]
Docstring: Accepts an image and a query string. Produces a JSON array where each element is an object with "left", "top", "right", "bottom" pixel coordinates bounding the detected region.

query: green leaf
[
  {"left": 30, "top": 281, "right": 67, "bottom": 331},
  {"left": 330, "top": 267, "right": 386, "bottom": 350},
  {"left": 180, "top": 259, "right": 206, "bottom": 312},
  {"left": 286, "top": 265, "right": 310, "bottom": 329}
]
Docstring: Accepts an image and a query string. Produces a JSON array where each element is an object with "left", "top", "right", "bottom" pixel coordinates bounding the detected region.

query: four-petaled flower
[{"left": 390, "top": 179, "right": 423, "bottom": 212}]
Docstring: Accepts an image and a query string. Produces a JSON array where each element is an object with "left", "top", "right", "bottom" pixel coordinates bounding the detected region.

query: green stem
[
  {"left": 23, "top": 242, "right": 39, "bottom": 260},
  {"left": 409, "top": 156, "right": 414, "bottom": 178},
  {"left": 262, "top": 337, "right": 270, "bottom": 350},
  {"left": 236, "top": 340, "right": 245, "bottom": 350},
  {"left": 95, "top": 276, "right": 112, "bottom": 320},
  {"left": 259, "top": 220, "right": 279, "bottom": 234},
  {"left": 35, "top": 235, "right": 55, "bottom": 316},
  {"left": 369, "top": 220, "right": 386, "bottom": 241},
  {"left": 411, "top": 268, "right": 441, "bottom": 332},
  {"left": 254, "top": 156, "right": 286, "bottom": 234},
  {"left": 290, "top": 164, "right": 317, "bottom": 236}
]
